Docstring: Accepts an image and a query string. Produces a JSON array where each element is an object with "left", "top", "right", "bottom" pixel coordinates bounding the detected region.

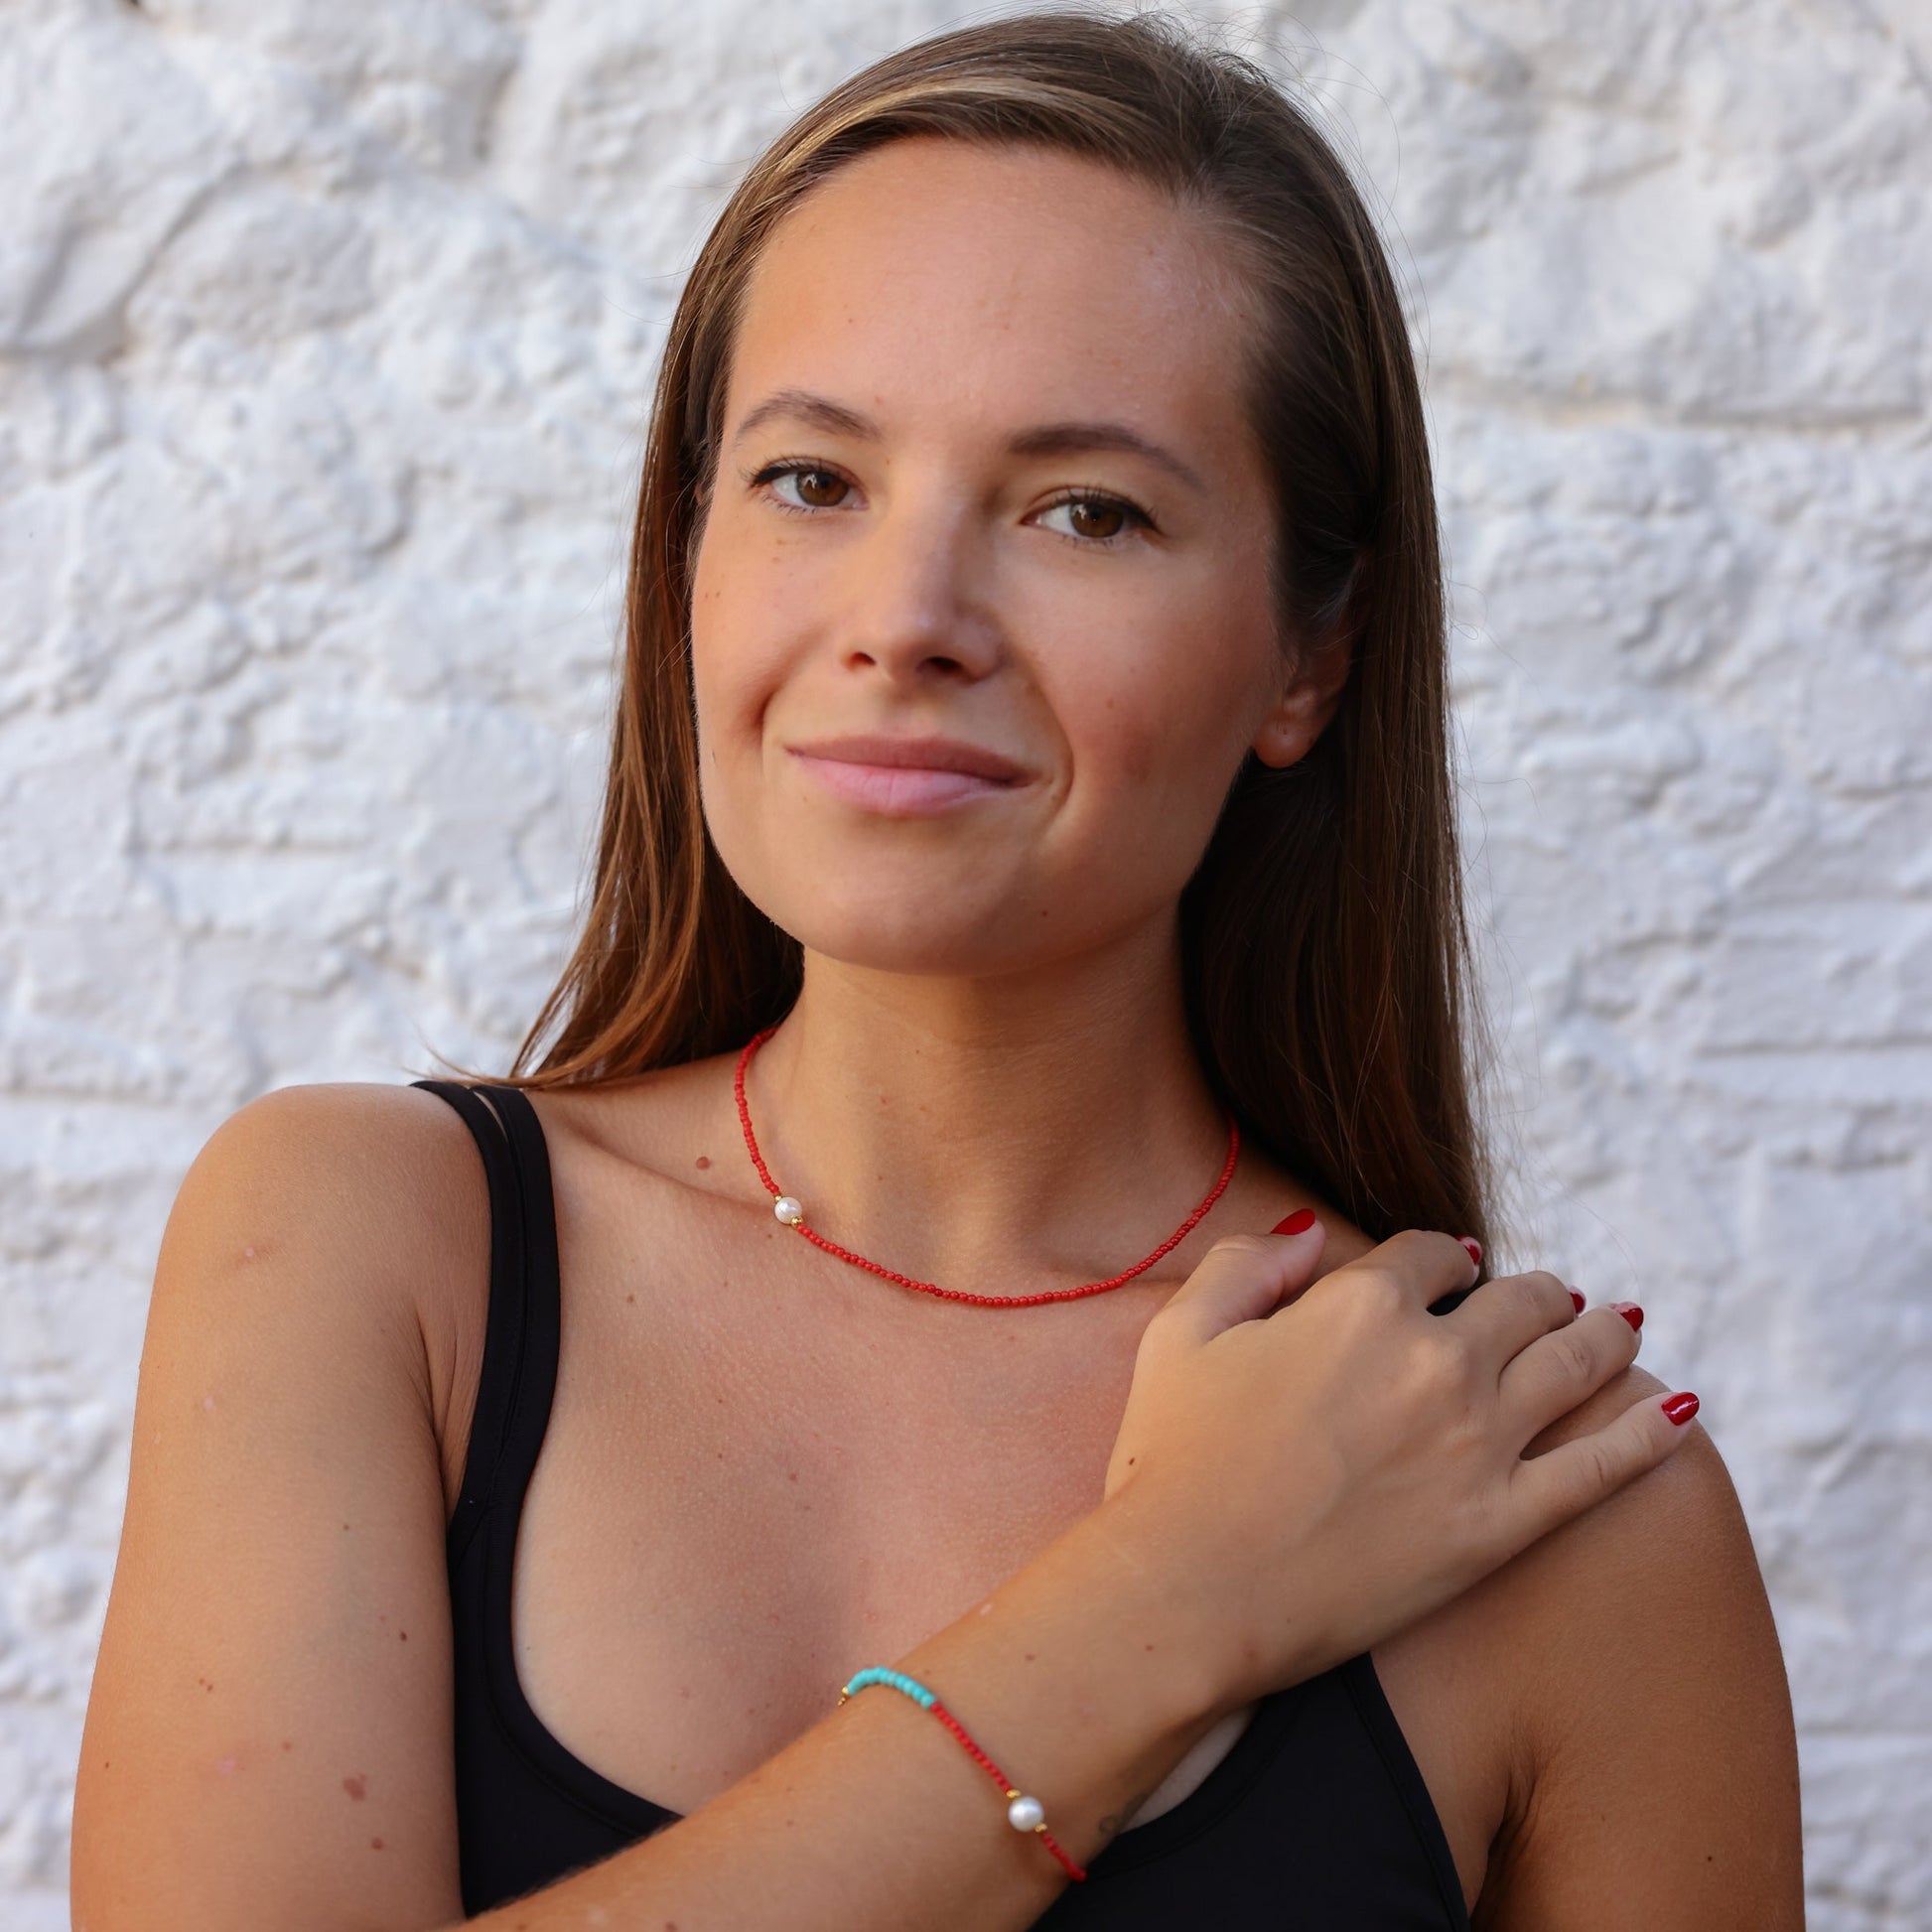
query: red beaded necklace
[{"left": 732, "top": 1024, "right": 1241, "bottom": 1308}]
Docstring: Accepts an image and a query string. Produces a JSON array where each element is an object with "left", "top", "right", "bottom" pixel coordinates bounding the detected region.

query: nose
[{"left": 835, "top": 489, "right": 1003, "bottom": 687}]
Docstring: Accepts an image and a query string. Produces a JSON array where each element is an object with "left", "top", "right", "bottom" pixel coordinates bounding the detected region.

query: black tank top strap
[
  {"left": 411, "top": 1079, "right": 563, "bottom": 1573},
  {"left": 1339, "top": 1652, "right": 1470, "bottom": 1925}
]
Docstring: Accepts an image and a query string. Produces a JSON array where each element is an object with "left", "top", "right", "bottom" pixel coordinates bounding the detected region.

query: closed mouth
[
  {"left": 784, "top": 733, "right": 1029, "bottom": 784},
  {"left": 784, "top": 737, "right": 1033, "bottom": 816}
]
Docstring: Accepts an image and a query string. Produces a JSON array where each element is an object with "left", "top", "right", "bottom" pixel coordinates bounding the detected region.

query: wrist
[
  {"left": 1055, "top": 1481, "right": 1244, "bottom": 1726},
  {"left": 885, "top": 1491, "right": 1230, "bottom": 1873},
  {"left": 1070, "top": 1476, "right": 1334, "bottom": 1720}
]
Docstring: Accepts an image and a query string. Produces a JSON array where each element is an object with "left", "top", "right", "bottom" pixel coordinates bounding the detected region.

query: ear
[{"left": 1250, "top": 633, "right": 1351, "bottom": 769}]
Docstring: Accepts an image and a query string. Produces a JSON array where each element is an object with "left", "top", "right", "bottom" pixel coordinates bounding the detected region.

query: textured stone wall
[{"left": 2, "top": 2, "right": 1926, "bottom": 1924}]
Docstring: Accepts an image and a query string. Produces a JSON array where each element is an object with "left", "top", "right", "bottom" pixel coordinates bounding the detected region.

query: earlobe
[
  {"left": 1251, "top": 682, "right": 1336, "bottom": 769},
  {"left": 1252, "top": 636, "right": 1351, "bottom": 768},
  {"left": 1251, "top": 712, "right": 1309, "bottom": 769}
]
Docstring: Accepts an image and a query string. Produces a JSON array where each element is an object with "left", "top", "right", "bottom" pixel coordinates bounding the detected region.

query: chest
[
  {"left": 447, "top": 1203, "right": 1173, "bottom": 1814},
  {"left": 431, "top": 1170, "right": 1503, "bottom": 1905}
]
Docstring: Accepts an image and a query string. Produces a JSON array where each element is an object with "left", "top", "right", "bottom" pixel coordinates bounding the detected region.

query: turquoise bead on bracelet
[{"left": 839, "top": 1666, "right": 939, "bottom": 1708}]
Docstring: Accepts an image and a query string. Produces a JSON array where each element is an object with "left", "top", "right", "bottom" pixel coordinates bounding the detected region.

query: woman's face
[{"left": 689, "top": 137, "right": 1335, "bottom": 978}]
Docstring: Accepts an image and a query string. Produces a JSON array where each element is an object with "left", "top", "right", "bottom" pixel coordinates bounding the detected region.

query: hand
[{"left": 1097, "top": 1218, "right": 1697, "bottom": 1712}]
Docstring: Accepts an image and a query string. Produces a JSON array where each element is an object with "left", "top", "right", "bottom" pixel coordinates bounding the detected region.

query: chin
[
  {"left": 778, "top": 903, "right": 1024, "bottom": 976},
  {"left": 741, "top": 868, "right": 1055, "bottom": 977}
]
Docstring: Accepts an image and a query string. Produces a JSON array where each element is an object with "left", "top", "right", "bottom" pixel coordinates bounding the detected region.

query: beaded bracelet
[{"left": 838, "top": 1667, "right": 1088, "bottom": 1882}]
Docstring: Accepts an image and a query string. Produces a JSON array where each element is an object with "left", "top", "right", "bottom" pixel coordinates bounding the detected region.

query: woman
[{"left": 71, "top": 14, "right": 1801, "bottom": 1929}]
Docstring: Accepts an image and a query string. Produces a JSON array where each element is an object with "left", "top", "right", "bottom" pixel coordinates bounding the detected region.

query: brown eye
[
  {"left": 1065, "top": 498, "right": 1126, "bottom": 541},
  {"left": 1036, "top": 493, "right": 1147, "bottom": 544},
  {"left": 774, "top": 466, "right": 849, "bottom": 509}
]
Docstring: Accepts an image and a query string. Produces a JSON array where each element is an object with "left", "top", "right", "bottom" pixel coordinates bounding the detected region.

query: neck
[{"left": 738, "top": 918, "right": 1238, "bottom": 1299}]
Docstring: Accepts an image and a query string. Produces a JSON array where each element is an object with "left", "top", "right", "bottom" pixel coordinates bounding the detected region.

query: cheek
[
  {"left": 686, "top": 535, "right": 776, "bottom": 886},
  {"left": 689, "top": 525, "right": 776, "bottom": 758},
  {"left": 1059, "top": 595, "right": 1265, "bottom": 815}
]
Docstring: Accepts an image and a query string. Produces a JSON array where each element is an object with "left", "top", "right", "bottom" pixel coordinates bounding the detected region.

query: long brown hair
[{"left": 484, "top": 10, "right": 1496, "bottom": 1252}]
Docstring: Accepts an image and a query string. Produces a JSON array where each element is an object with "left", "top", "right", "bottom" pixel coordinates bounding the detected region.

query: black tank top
[{"left": 416, "top": 1078, "right": 1472, "bottom": 1928}]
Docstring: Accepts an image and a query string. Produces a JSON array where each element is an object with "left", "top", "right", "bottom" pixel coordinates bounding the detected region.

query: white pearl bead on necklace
[
  {"left": 1007, "top": 1793, "right": 1045, "bottom": 1833},
  {"left": 773, "top": 1195, "right": 804, "bottom": 1225}
]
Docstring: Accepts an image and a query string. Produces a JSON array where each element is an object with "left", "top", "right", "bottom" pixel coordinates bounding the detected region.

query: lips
[{"left": 785, "top": 733, "right": 1031, "bottom": 816}]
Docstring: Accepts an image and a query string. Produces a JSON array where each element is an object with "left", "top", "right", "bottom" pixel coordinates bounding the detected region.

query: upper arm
[
  {"left": 1474, "top": 1369, "right": 1805, "bottom": 1932},
  {"left": 71, "top": 1082, "right": 487, "bottom": 1932}
]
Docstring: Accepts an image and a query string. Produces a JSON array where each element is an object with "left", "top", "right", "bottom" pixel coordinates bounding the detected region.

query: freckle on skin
[
  {"left": 695, "top": 1156, "right": 711, "bottom": 1170},
  {"left": 216, "top": 1755, "right": 239, "bottom": 1774},
  {"left": 202, "top": 1393, "right": 215, "bottom": 1410},
  {"left": 371, "top": 1837, "right": 384, "bottom": 1850},
  {"left": 344, "top": 1774, "right": 367, "bottom": 1801}
]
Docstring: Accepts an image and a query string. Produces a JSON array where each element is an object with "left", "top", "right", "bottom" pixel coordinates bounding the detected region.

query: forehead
[{"left": 727, "top": 137, "right": 1256, "bottom": 449}]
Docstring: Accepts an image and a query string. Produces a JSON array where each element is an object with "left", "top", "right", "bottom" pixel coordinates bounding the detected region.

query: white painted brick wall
[{"left": 3, "top": 2, "right": 1926, "bottom": 1924}]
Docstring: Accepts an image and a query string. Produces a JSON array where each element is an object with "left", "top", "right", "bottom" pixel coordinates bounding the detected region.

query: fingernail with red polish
[
  {"left": 1611, "top": 1302, "right": 1643, "bottom": 1331},
  {"left": 1663, "top": 1392, "right": 1700, "bottom": 1427},
  {"left": 1457, "top": 1236, "right": 1482, "bottom": 1267},
  {"left": 1569, "top": 1290, "right": 1586, "bottom": 1313},
  {"left": 1272, "top": 1207, "right": 1318, "bottom": 1236}
]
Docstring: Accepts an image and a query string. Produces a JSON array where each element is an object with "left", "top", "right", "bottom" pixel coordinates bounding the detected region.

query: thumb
[{"left": 1156, "top": 1210, "right": 1327, "bottom": 1350}]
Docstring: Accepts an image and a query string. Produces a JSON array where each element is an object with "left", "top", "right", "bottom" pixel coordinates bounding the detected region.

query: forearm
[{"left": 457, "top": 1491, "right": 1226, "bottom": 1932}]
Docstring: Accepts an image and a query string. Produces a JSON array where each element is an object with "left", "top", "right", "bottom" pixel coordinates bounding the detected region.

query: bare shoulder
[
  {"left": 1514, "top": 1362, "right": 1748, "bottom": 1592},
  {"left": 165, "top": 1077, "right": 489, "bottom": 1292},
  {"left": 1463, "top": 1365, "right": 1804, "bottom": 1930},
  {"left": 197, "top": 1078, "right": 511, "bottom": 1505}
]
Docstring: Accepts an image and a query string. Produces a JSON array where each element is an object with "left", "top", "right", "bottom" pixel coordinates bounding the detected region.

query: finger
[
  {"left": 1345, "top": 1227, "right": 1481, "bottom": 1315},
  {"left": 1445, "top": 1269, "right": 1580, "bottom": 1368},
  {"left": 1506, "top": 1388, "right": 1702, "bottom": 1549},
  {"left": 1154, "top": 1220, "right": 1328, "bottom": 1350},
  {"left": 1497, "top": 1303, "right": 1644, "bottom": 1441}
]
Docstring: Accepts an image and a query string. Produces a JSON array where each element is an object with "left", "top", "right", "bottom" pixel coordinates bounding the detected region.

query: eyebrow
[
  {"left": 734, "top": 388, "right": 877, "bottom": 445},
  {"left": 731, "top": 388, "right": 1207, "bottom": 494}
]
